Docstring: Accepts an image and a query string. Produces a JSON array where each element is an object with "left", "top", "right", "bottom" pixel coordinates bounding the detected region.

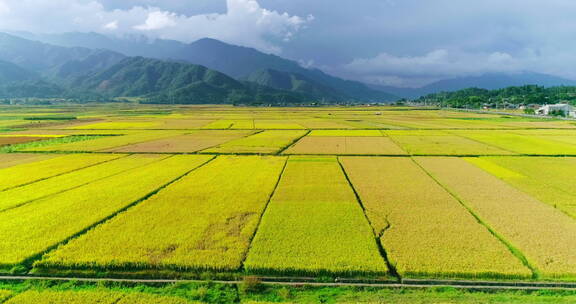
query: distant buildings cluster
[{"left": 536, "top": 104, "right": 576, "bottom": 118}]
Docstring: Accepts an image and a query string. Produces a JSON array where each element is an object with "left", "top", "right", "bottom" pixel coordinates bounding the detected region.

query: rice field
[
  {"left": 203, "top": 130, "right": 307, "bottom": 154},
  {"left": 107, "top": 130, "right": 255, "bottom": 153},
  {"left": 38, "top": 156, "right": 286, "bottom": 272},
  {"left": 0, "top": 155, "right": 212, "bottom": 268},
  {"left": 340, "top": 157, "right": 531, "bottom": 279},
  {"left": 284, "top": 136, "right": 406, "bottom": 155},
  {"left": 244, "top": 157, "right": 388, "bottom": 276},
  {"left": 415, "top": 157, "right": 576, "bottom": 280},
  {"left": 467, "top": 157, "right": 576, "bottom": 219},
  {"left": 3, "top": 290, "right": 199, "bottom": 304},
  {"left": 0, "top": 104, "right": 576, "bottom": 286}
]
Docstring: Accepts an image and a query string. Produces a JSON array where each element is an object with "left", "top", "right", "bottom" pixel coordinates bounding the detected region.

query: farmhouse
[{"left": 536, "top": 104, "right": 576, "bottom": 118}]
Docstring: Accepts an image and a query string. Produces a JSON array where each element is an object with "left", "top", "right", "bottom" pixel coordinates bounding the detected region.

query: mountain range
[{"left": 2, "top": 31, "right": 576, "bottom": 103}]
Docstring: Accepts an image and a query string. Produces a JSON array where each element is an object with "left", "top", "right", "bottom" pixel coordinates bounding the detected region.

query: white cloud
[
  {"left": 345, "top": 49, "right": 520, "bottom": 78},
  {"left": 0, "top": 0, "right": 312, "bottom": 53},
  {"left": 338, "top": 46, "right": 576, "bottom": 87},
  {"left": 134, "top": 11, "right": 177, "bottom": 31},
  {"left": 103, "top": 20, "right": 118, "bottom": 30}
]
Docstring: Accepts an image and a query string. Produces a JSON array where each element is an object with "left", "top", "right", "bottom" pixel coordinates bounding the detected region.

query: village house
[{"left": 536, "top": 104, "right": 576, "bottom": 118}]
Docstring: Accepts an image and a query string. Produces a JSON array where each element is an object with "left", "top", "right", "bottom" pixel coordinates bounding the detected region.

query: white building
[{"left": 536, "top": 104, "right": 576, "bottom": 118}]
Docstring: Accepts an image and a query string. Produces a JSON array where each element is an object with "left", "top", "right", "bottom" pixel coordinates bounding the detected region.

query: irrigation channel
[{"left": 1, "top": 275, "right": 576, "bottom": 291}]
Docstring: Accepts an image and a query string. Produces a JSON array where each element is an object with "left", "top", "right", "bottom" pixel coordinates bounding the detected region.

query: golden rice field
[
  {"left": 3, "top": 290, "right": 199, "bottom": 304},
  {"left": 1, "top": 104, "right": 576, "bottom": 283}
]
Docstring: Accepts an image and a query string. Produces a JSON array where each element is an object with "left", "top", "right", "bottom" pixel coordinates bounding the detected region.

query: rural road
[{"left": 1, "top": 275, "right": 576, "bottom": 291}]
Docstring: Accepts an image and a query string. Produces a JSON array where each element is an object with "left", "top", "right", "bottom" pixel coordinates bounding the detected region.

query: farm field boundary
[
  {"left": 10, "top": 150, "right": 576, "bottom": 158},
  {"left": 1, "top": 275, "right": 576, "bottom": 292}
]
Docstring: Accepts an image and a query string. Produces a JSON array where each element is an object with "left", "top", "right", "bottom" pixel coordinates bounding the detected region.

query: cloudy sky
[{"left": 0, "top": 0, "right": 575, "bottom": 87}]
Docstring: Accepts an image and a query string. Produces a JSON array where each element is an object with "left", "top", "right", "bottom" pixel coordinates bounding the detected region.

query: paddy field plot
[
  {"left": 70, "top": 121, "right": 161, "bottom": 130},
  {"left": 284, "top": 136, "right": 406, "bottom": 155},
  {"left": 0, "top": 136, "right": 45, "bottom": 147},
  {"left": 202, "top": 119, "right": 254, "bottom": 129},
  {"left": 27, "top": 131, "right": 185, "bottom": 152},
  {"left": 386, "top": 134, "right": 513, "bottom": 155},
  {"left": 0, "top": 155, "right": 160, "bottom": 212},
  {"left": 416, "top": 157, "right": 576, "bottom": 280},
  {"left": 0, "top": 154, "right": 121, "bottom": 192},
  {"left": 308, "top": 130, "right": 384, "bottom": 137},
  {"left": 244, "top": 157, "right": 388, "bottom": 276},
  {"left": 203, "top": 130, "right": 307, "bottom": 154},
  {"left": 107, "top": 130, "right": 255, "bottom": 153},
  {"left": 340, "top": 157, "right": 530, "bottom": 279},
  {"left": 0, "top": 155, "right": 212, "bottom": 268},
  {"left": 0, "top": 153, "right": 56, "bottom": 170},
  {"left": 468, "top": 157, "right": 576, "bottom": 219},
  {"left": 39, "top": 156, "right": 285, "bottom": 272},
  {"left": 0, "top": 290, "right": 11, "bottom": 302},
  {"left": 3, "top": 290, "right": 198, "bottom": 304},
  {"left": 457, "top": 132, "right": 576, "bottom": 155}
]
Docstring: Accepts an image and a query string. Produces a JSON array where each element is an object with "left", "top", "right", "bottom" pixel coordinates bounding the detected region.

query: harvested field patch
[
  {"left": 0, "top": 136, "right": 45, "bottom": 147},
  {"left": 27, "top": 131, "right": 185, "bottom": 152},
  {"left": 203, "top": 130, "right": 307, "bottom": 154},
  {"left": 388, "top": 135, "right": 513, "bottom": 155},
  {"left": 309, "top": 130, "right": 384, "bottom": 137},
  {"left": 283, "top": 136, "right": 406, "bottom": 155},
  {"left": 107, "top": 130, "right": 255, "bottom": 153},
  {"left": 0, "top": 153, "right": 56, "bottom": 170}
]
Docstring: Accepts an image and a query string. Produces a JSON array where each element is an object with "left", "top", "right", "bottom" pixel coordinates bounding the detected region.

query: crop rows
[
  {"left": 468, "top": 157, "right": 576, "bottom": 219},
  {"left": 3, "top": 290, "right": 196, "bottom": 304},
  {"left": 416, "top": 157, "right": 576, "bottom": 280},
  {"left": 39, "top": 156, "right": 285, "bottom": 272},
  {"left": 0, "top": 154, "right": 161, "bottom": 212},
  {"left": 0, "top": 155, "right": 212, "bottom": 268},
  {"left": 203, "top": 130, "right": 307, "bottom": 154},
  {"left": 340, "top": 157, "right": 531, "bottom": 279},
  {"left": 244, "top": 157, "right": 388, "bottom": 276},
  {"left": 0, "top": 154, "right": 122, "bottom": 192}
]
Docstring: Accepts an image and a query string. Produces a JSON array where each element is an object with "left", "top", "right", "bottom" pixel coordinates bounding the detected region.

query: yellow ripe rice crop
[
  {"left": 284, "top": 136, "right": 406, "bottom": 155},
  {"left": 253, "top": 120, "right": 305, "bottom": 129},
  {"left": 107, "top": 130, "right": 255, "bottom": 153},
  {"left": 203, "top": 130, "right": 307, "bottom": 154},
  {"left": 4, "top": 290, "right": 121, "bottom": 304},
  {"left": 308, "top": 130, "right": 383, "bottom": 137},
  {"left": 0, "top": 153, "right": 56, "bottom": 170},
  {"left": 0, "top": 154, "right": 122, "bottom": 192},
  {"left": 388, "top": 134, "right": 513, "bottom": 155},
  {"left": 0, "top": 290, "right": 11, "bottom": 302},
  {"left": 340, "top": 157, "right": 530, "bottom": 279},
  {"left": 468, "top": 157, "right": 576, "bottom": 219},
  {"left": 416, "top": 157, "right": 576, "bottom": 280},
  {"left": 202, "top": 119, "right": 254, "bottom": 129},
  {"left": 460, "top": 132, "right": 576, "bottom": 155},
  {"left": 70, "top": 121, "right": 161, "bottom": 130},
  {"left": 0, "top": 155, "right": 162, "bottom": 212},
  {"left": 296, "top": 119, "right": 353, "bottom": 129},
  {"left": 244, "top": 157, "right": 388, "bottom": 276},
  {"left": 4, "top": 290, "right": 198, "bottom": 304},
  {"left": 0, "top": 155, "right": 212, "bottom": 268},
  {"left": 38, "top": 156, "right": 285, "bottom": 272},
  {"left": 154, "top": 119, "right": 213, "bottom": 129},
  {"left": 24, "top": 131, "right": 185, "bottom": 152}
]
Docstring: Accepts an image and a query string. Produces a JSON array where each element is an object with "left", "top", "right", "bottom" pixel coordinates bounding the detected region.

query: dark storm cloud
[{"left": 1, "top": 0, "right": 575, "bottom": 86}]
